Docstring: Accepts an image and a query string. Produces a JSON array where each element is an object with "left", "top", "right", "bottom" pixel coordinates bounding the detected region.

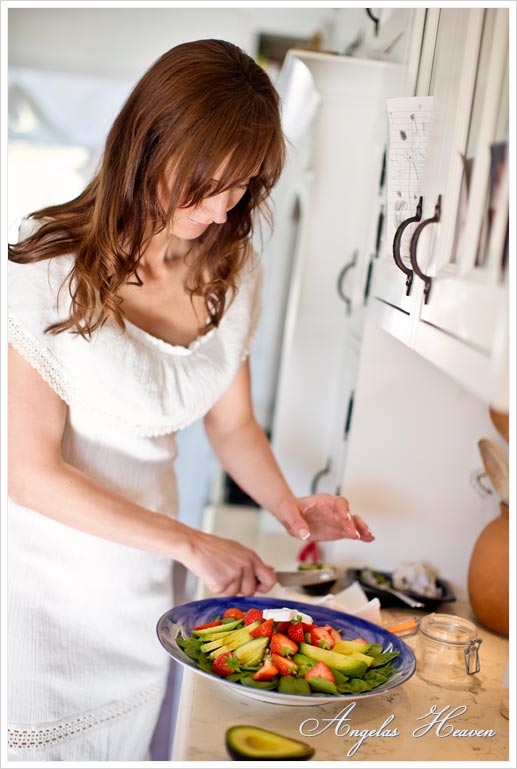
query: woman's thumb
[{"left": 277, "top": 498, "right": 311, "bottom": 540}]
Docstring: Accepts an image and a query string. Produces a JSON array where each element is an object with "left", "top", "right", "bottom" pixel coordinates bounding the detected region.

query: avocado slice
[
  {"left": 192, "top": 619, "right": 242, "bottom": 638},
  {"left": 201, "top": 622, "right": 260, "bottom": 654},
  {"left": 299, "top": 643, "right": 368, "bottom": 678},
  {"left": 225, "top": 725, "right": 315, "bottom": 761},
  {"left": 333, "top": 639, "right": 371, "bottom": 655},
  {"left": 234, "top": 637, "right": 269, "bottom": 666}
]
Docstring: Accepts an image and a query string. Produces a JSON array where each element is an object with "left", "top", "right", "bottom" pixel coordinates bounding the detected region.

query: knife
[{"left": 274, "top": 568, "right": 337, "bottom": 587}]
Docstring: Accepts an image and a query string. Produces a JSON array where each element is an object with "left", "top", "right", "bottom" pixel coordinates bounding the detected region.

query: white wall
[
  {"left": 8, "top": 6, "right": 363, "bottom": 78},
  {"left": 326, "top": 320, "right": 508, "bottom": 599}
]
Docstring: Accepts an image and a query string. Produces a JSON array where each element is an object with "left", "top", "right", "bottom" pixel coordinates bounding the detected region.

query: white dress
[{"left": 6, "top": 238, "right": 262, "bottom": 760}]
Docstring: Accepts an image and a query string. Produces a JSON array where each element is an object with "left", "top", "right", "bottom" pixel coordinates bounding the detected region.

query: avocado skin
[{"left": 225, "top": 725, "right": 315, "bottom": 761}]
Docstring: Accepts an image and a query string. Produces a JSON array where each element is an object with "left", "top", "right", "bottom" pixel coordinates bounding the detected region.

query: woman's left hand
[{"left": 275, "top": 493, "right": 374, "bottom": 543}]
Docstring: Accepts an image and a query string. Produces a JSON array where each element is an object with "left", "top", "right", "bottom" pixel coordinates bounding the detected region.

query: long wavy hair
[{"left": 8, "top": 39, "right": 286, "bottom": 337}]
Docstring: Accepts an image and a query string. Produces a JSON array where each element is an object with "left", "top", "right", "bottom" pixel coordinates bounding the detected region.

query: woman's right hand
[{"left": 180, "top": 529, "right": 277, "bottom": 597}]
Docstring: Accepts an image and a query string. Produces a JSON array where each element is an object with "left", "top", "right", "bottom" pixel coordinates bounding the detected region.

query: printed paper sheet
[{"left": 386, "top": 96, "right": 433, "bottom": 260}]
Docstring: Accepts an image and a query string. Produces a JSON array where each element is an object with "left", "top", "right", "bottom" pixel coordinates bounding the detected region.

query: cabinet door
[
  {"left": 412, "top": 8, "right": 509, "bottom": 406},
  {"left": 271, "top": 53, "right": 403, "bottom": 494}
]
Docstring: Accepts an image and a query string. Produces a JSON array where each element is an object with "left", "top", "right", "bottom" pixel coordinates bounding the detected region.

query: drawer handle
[
  {"left": 392, "top": 196, "right": 422, "bottom": 295},
  {"left": 310, "top": 458, "right": 332, "bottom": 495},
  {"left": 409, "top": 195, "right": 441, "bottom": 304},
  {"left": 336, "top": 251, "right": 358, "bottom": 314}
]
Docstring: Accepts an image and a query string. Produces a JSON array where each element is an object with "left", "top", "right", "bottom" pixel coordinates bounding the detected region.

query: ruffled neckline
[{"left": 123, "top": 317, "right": 217, "bottom": 357}]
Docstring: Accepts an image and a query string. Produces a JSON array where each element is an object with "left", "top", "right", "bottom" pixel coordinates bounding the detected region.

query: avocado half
[{"left": 225, "top": 725, "right": 315, "bottom": 761}]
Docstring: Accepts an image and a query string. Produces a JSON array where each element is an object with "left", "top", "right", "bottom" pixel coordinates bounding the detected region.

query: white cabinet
[
  {"left": 369, "top": 7, "right": 509, "bottom": 409},
  {"left": 271, "top": 51, "right": 403, "bottom": 496}
]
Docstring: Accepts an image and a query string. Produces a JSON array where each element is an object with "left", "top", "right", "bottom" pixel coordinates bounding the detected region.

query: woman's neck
[{"left": 139, "top": 228, "right": 194, "bottom": 279}]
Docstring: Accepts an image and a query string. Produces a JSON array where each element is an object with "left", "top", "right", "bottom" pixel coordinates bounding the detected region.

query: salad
[{"left": 177, "top": 605, "right": 400, "bottom": 696}]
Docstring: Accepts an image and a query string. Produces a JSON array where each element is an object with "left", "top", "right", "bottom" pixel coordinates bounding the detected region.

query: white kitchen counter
[{"left": 170, "top": 505, "right": 510, "bottom": 763}]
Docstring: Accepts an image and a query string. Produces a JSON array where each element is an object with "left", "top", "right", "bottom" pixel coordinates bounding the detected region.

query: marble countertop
[{"left": 170, "top": 505, "right": 510, "bottom": 762}]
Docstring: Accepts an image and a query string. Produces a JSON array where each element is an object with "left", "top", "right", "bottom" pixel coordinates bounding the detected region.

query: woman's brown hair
[{"left": 8, "top": 39, "right": 286, "bottom": 337}]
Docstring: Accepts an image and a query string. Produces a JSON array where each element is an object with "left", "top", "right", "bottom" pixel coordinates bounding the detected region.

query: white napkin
[{"left": 313, "top": 582, "right": 382, "bottom": 624}]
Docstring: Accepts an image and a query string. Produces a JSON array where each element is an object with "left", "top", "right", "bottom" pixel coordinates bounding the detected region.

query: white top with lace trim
[{"left": 7, "top": 232, "right": 263, "bottom": 759}]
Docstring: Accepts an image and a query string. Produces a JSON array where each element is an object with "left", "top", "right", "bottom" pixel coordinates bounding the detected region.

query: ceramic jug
[{"left": 467, "top": 500, "right": 509, "bottom": 636}]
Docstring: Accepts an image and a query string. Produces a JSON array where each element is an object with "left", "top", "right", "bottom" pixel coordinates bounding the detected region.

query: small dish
[{"left": 347, "top": 569, "right": 456, "bottom": 610}]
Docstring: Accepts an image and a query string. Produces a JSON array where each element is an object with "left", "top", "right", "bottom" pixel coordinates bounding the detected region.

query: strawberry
[
  {"left": 323, "top": 623, "right": 342, "bottom": 644},
  {"left": 287, "top": 622, "right": 306, "bottom": 644},
  {"left": 304, "top": 661, "right": 335, "bottom": 683},
  {"left": 212, "top": 652, "right": 240, "bottom": 678},
  {"left": 223, "top": 608, "right": 245, "bottom": 620},
  {"left": 252, "top": 657, "right": 279, "bottom": 681},
  {"left": 271, "top": 654, "right": 299, "bottom": 676},
  {"left": 244, "top": 608, "right": 263, "bottom": 626},
  {"left": 302, "top": 623, "right": 314, "bottom": 634},
  {"left": 270, "top": 633, "right": 299, "bottom": 657},
  {"left": 250, "top": 618, "right": 274, "bottom": 638},
  {"left": 193, "top": 620, "right": 222, "bottom": 630},
  {"left": 352, "top": 637, "right": 368, "bottom": 643},
  {"left": 275, "top": 621, "right": 290, "bottom": 634},
  {"left": 310, "top": 626, "right": 335, "bottom": 650}
]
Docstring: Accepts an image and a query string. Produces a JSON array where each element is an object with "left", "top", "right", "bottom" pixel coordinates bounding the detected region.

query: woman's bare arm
[
  {"left": 8, "top": 345, "right": 276, "bottom": 595},
  {"left": 204, "top": 360, "right": 374, "bottom": 543}
]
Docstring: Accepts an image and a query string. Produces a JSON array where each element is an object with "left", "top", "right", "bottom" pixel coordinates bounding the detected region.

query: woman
[{"left": 7, "top": 39, "right": 374, "bottom": 760}]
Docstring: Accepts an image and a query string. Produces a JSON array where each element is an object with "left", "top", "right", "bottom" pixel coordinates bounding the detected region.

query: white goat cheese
[{"left": 261, "top": 607, "right": 313, "bottom": 624}]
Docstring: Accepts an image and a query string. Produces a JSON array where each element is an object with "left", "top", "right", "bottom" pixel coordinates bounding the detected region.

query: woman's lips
[{"left": 187, "top": 215, "right": 209, "bottom": 226}]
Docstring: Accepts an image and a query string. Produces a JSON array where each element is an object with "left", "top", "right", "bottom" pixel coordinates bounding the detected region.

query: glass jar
[{"left": 415, "top": 613, "right": 482, "bottom": 689}]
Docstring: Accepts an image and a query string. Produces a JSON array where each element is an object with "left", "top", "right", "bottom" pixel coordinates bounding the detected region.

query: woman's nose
[{"left": 202, "top": 191, "right": 230, "bottom": 224}]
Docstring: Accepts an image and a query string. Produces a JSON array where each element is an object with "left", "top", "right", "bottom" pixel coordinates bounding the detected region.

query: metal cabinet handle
[
  {"left": 409, "top": 195, "right": 441, "bottom": 304},
  {"left": 310, "top": 458, "right": 332, "bottom": 495},
  {"left": 392, "top": 196, "right": 422, "bottom": 295},
  {"left": 336, "top": 251, "right": 358, "bottom": 314}
]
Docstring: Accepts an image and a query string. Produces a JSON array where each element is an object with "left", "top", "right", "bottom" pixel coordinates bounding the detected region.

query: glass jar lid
[{"left": 419, "top": 613, "right": 480, "bottom": 645}]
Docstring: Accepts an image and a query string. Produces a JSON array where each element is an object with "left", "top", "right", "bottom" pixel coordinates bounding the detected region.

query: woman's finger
[
  {"left": 352, "top": 514, "right": 375, "bottom": 542},
  {"left": 239, "top": 563, "right": 258, "bottom": 597},
  {"left": 253, "top": 559, "right": 277, "bottom": 593}
]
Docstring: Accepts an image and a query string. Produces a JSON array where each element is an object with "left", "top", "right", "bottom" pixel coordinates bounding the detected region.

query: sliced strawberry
[
  {"left": 244, "top": 608, "right": 263, "bottom": 626},
  {"left": 212, "top": 652, "right": 240, "bottom": 678},
  {"left": 304, "top": 661, "right": 335, "bottom": 683},
  {"left": 302, "top": 623, "right": 314, "bottom": 634},
  {"left": 270, "top": 633, "right": 299, "bottom": 657},
  {"left": 271, "top": 653, "right": 299, "bottom": 676},
  {"left": 287, "top": 622, "right": 306, "bottom": 644},
  {"left": 193, "top": 620, "right": 223, "bottom": 630},
  {"left": 323, "top": 623, "right": 342, "bottom": 644},
  {"left": 275, "top": 621, "right": 290, "bottom": 634},
  {"left": 250, "top": 618, "right": 274, "bottom": 638},
  {"left": 310, "top": 626, "right": 335, "bottom": 650},
  {"left": 223, "top": 608, "right": 245, "bottom": 620},
  {"left": 252, "top": 657, "right": 279, "bottom": 681}
]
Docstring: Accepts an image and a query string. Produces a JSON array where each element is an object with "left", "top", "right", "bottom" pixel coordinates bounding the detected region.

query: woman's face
[{"left": 167, "top": 157, "right": 251, "bottom": 240}]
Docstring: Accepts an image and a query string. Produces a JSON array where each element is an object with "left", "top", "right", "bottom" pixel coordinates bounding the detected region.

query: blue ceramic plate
[{"left": 157, "top": 596, "right": 416, "bottom": 705}]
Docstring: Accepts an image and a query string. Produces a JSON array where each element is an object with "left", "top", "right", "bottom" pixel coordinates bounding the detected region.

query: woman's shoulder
[
  {"left": 235, "top": 243, "right": 263, "bottom": 293},
  {"left": 8, "top": 218, "right": 75, "bottom": 327}
]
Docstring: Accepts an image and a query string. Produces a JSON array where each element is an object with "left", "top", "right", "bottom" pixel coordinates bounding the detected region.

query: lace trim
[
  {"left": 7, "top": 314, "right": 255, "bottom": 437},
  {"left": 8, "top": 682, "right": 164, "bottom": 750},
  {"left": 7, "top": 315, "right": 75, "bottom": 408},
  {"left": 7, "top": 316, "right": 178, "bottom": 436}
]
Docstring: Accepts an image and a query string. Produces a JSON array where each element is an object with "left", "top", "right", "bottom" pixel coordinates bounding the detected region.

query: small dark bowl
[
  {"left": 299, "top": 567, "right": 338, "bottom": 596},
  {"left": 347, "top": 569, "right": 456, "bottom": 610},
  {"left": 301, "top": 578, "right": 338, "bottom": 596}
]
